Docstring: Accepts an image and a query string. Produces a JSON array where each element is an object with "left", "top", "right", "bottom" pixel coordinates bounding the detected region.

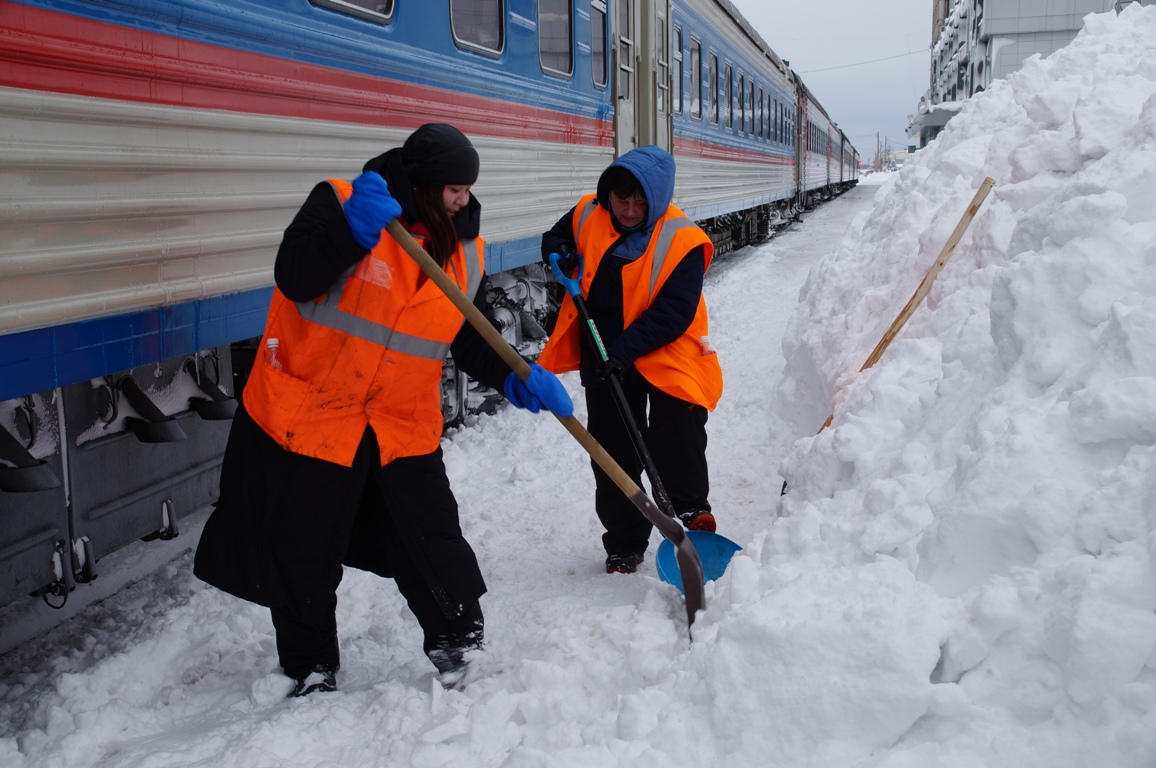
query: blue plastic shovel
[{"left": 657, "top": 530, "right": 742, "bottom": 594}]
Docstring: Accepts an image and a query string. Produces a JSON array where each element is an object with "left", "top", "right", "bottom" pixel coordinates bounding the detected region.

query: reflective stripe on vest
[
  {"left": 578, "top": 198, "right": 698, "bottom": 298},
  {"left": 294, "top": 185, "right": 483, "bottom": 361}
]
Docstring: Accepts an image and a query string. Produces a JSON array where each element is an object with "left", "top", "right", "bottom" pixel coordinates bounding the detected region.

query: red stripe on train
[
  {"left": 673, "top": 135, "right": 795, "bottom": 166},
  {"left": 0, "top": 4, "right": 612, "bottom": 147}
]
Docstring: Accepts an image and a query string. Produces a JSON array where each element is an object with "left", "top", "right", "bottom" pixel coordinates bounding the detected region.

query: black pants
[
  {"left": 273, "top": 444, "right": 484, "bottom": 680},
  {"left": 585, "top": 376, "right": 710, "bottom": 557}
]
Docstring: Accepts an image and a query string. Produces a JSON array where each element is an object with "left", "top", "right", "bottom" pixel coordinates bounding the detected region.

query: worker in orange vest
[
  {"left": 539, "top": 145, "right": 722, "bottom": 575},
  {"left": 195, "top": 124, "right": 571, "bottom": 696}
]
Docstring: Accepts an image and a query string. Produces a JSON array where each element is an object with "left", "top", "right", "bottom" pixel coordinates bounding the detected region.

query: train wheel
[{"left": 441, "top": 358, "right": 468, "bottom": 429}]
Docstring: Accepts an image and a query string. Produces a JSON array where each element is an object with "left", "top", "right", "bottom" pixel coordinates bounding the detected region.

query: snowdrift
[{"left": 768, "top": 6, "right": 1156, "bottom": 764}]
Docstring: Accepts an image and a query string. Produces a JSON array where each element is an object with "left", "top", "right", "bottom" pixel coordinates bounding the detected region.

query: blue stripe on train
[{"left": 0, "top": 289, "right": 273, "bottom": 402}]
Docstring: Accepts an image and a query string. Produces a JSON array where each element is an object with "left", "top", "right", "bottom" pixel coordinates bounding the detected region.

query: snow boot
[
  {"left": 605, "top": 552, "right": 645, "bottom": 574},
  {"left": 288, "top": 664, "right": 337, "bottom": 698},
  {"left": 425, "top": 615, "right": 484, "bottom": 690},
  {"left": 678, "top": 509, "right": 716, "bottom": 532}
]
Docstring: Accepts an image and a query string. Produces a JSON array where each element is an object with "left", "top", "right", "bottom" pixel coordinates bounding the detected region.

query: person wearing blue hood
[{"left": 538, "top": 145, "right": 724, "bottom": 574}]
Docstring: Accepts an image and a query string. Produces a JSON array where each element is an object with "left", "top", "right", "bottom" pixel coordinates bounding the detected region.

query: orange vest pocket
[{"left": 243, "top": 358, "right": 315, "bottom": 454}]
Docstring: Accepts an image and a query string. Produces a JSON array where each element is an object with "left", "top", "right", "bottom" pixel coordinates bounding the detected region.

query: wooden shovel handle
[{"left": 384, "top": 222, "right": 639, "bottom": 496}]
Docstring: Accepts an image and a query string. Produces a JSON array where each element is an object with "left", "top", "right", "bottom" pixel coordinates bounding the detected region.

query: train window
[
  {"left": 539, "top": 0, "right": 572, "bottom": 76},
  {"left": 591, "top": 1, "right": 607, "bottom": 88},
  {"left": 747, "top": 81, "right": 755, "bottom": 135},
  {"left": 656, "top": 11, "right": 668, "bottom": 115},
  {"left": 741, "top": 77, "right": 747, "bottom": 135},
  {"left": 672, "top": 26, "right": 683, "bottom": 115},
  {"left": 309, "top": 0, "right": 394, "bottom": 24},
  {"left": 757, "top": 87, "right": 763, "bottom": 139},
  {"left": 617, "top": 0, "right": 634, "bottom": 100},
  {"left": 774, "top": 98, "right": 779, "bottom": 143},
  {"left": 724, "top": 63, "right": 732, "bottom": 129},
  {"left": 690, "top": 39, "right": 701, "bottom": 119},
  {"left": 708, "top": 52, "right": 717, "bottom": 125},
  {"left": 451, "top": 0, "right": 504, "bottom": 57},
  {"left": 738, "top": 74, "right": 745, "bottom": 134}
]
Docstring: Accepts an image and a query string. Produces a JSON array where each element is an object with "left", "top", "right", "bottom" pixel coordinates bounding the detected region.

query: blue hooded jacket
[
  {"left": 595, "top": 145, "right": 677, "bottom": 260},
  {"left": 540, "top": 145, "right": 706, "bottom": 386}
]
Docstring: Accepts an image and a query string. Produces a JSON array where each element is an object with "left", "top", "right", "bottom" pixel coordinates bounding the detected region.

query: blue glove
[
  {"left": 504, "top": 363, "right": 573, "bottom": 418},
  {"left": 548, "top": 252, "right": 583, "bottom": 299},
  {"left": 343, "top": 171, "right": 402, "bottom": 250},
  {"left": 545, "top": 246, "right": 580, "bottom": 276}
]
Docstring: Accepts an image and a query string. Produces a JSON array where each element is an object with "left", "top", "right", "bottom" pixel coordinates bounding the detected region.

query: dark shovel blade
[
  {"left": 673, "top": 531, "right": 705, "bottom": 634},
  {"left": 630, "top": 490, "right": 705, "bottom": 632}
]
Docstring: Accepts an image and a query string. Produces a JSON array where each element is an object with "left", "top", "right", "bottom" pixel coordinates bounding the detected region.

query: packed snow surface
[{"left": 2, "top": 6, "right": 1156, "bottom": 766}]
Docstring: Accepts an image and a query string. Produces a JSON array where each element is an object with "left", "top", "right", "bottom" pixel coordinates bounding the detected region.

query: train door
[
  {"left": 613, "top": 0, "right": 639, "bottom": 154},
  {"left": 638, "top": 0, "right": 673, "bottom": 151},
  {"left": 827, "top": 132, "right": 833, "bottom": 187},
  {"left": 795, "top": 90, "right": 807, "bottom": 206}
]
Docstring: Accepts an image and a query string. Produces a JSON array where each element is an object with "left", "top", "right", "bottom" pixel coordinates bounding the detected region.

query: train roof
[
  {"left": 712, "top": 0, "right": 788, "bottom": 75},
  {"left": 791, "top": 72, "right": 838, "bottom": 127},
  {"left": 710, "top": 0, "right": 842, "bottom": 135}
]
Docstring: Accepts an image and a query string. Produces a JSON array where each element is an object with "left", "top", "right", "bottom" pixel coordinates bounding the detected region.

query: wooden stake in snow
[{"left": 819, "top": 176, "right": 996, "bottom": 432}]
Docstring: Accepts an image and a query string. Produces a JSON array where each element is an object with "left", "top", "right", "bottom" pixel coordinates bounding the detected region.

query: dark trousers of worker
[
  {"left": 585, "top": 374, "right": 710, "bottom": 557},
  {"left": 272, "top": 448, "right": 483, "bottom": 681}
]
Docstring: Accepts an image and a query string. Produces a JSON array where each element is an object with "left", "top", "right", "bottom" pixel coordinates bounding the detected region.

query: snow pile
[{"left": 774, "top": 5, "right": 1156, "bottom": 763}]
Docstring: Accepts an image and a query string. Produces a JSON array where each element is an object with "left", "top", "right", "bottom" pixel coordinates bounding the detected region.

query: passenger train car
[{"left": 0, "top": 0, "right": 856, "bottom": 618}]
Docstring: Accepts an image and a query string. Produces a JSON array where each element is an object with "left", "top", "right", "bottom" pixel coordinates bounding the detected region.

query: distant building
[{"left": 908, "top": 0, "right": 1151, "bottom": 148}]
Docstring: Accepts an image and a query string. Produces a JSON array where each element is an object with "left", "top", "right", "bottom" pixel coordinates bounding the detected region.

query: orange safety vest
[
  {"left": 539, "top": 193, "right": 723, "bottom": 410},
  {"left": 243, "top": 179, "right": 484, "bottom": 467}
]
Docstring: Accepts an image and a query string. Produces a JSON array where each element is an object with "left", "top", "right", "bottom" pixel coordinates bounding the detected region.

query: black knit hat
[{"left": 401, "top": 123, "right": 480, "bottom": 188}]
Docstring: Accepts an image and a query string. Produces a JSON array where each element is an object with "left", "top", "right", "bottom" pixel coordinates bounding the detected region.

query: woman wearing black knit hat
[{"left": 194, "top": 124, "right": 572, "bottom": 695}]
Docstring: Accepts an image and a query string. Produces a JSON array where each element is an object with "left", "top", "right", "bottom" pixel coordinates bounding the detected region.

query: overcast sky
[{"left": 726, "top": 0, "right": 932, "bottom": 156}]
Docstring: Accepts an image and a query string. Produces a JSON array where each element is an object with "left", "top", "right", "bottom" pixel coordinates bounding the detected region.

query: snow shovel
[
  {"left": 386, "top": 222, "right": 705, "bottom": 636},
  {"left": 547, "top": 253, "right": 741, "bottom": 593}
]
